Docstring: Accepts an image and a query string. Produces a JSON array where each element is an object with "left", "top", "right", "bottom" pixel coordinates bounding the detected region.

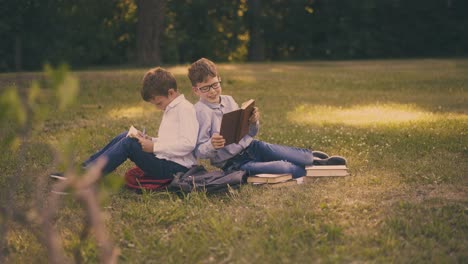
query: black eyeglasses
[{"left": 198, "top": 81, "right": 222, "bottom": 93}]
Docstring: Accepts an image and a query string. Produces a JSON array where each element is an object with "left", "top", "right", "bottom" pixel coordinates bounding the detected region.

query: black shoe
[
  {"left": 312, "top": 150, "right": 329, "bottom": 159},
  {"left": 327, "top": 156, "right": 347, "bottom": 165},
  {"left": 313, "top": 156, "right": 347, "bottom": 166},
  {"left": 49, "top": 172, "right": 66, "bottom": 180}
]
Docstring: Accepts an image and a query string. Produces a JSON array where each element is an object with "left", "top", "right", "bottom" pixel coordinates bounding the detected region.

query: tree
[
  {"left": 136, "top": 0, "right": 166, "bottom": 66},
  {"left": 247, "top": 0, "right": 265, "bottom": 61}
]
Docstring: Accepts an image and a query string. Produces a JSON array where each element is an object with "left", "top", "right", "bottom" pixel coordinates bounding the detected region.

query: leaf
[
  {"left": 0, "top": 88, "right": 26, "bottom": 126},
  {"left": 44, "top": 63, "right": 69, "bottom": 90},
  {"left": 10, "top": 136, "right": 22, "bottom": 152},
  {"left": 28, "top": 81, "right": 41, "bottom": 107},
  {"left": 44, "top": 63, "right": 80, "bottom": 111},
  {"left": 58, "top": 74, "right": 80, "bottom": 110}
]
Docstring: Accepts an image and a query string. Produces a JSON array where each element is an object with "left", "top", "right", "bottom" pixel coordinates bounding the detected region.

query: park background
[
  {"left": 1, "top": 0, "right": 467, "bottom": 263},
  {"left": 1, "top": 0, "right": 468, "bottom": 71}
]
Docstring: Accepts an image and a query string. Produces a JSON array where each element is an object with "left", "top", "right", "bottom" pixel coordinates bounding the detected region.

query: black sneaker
[
  {"left": 49, "top": 172, "right": 66, "bottom": 180},
  {"left": 313, "top": 156, "right": 347, "bottom": 166},
  {"left": 326, "top": 156, "right": 347, "bottom": 165},
  {"left": 312, "top": 150, "right": 329, "bottom": 159}
]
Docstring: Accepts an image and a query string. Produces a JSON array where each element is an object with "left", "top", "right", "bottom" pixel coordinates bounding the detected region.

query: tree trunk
[
  {"left": 15, "top": 35, "right": 22, "bottom": 71},
  {"left": 247, "top": 0, "right": 265, "bottom": 61},
  {"left": 136, "top": 0, "right": 166, "bottom": 66}
]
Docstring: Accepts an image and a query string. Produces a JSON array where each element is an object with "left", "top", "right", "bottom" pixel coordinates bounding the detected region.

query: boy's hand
[
  {"left": 137, "top": 128, "right": 152, "bottom": 140},
  {"left": 135, "top": 135, "right": 154, "bottom": 153},
  {"left": 211, "top": 133, "right": 225, "bottom": 149},
  {"left": 139, "top": 134, "right": 152, "bottom": 140},
  {"left": 249, "top": 107, "right": 260, "bottom": 124}
]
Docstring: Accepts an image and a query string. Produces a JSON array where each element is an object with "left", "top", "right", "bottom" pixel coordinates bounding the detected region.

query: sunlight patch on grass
[
  {"left": 288, "top": 103, "right": 467, "bottom": 127},
  {"left": 167, "top": 65, "right": 189, "bottom": 76},
  {"left": 107, "top": 105, "right": 158, "bottom": 119},
  {"left": 270, "top": 68, "right": 284, "bottom": 73}
]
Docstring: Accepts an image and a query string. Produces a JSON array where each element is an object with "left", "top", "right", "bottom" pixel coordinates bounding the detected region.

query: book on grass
[
  {"left": 220, "top": 99, "right": 255, "bottom": 145},
  {"left": 247, "top": 173, "right": 292, "bottom": 184},
  {"left": 305, "top": 165, "right": 350, "bottom": 177},
  {"left": 269, "top": 179, "right": 301, "bottom": 188},
  {"left": 253, "top": 178, "right": 303, "bottom": 188}
]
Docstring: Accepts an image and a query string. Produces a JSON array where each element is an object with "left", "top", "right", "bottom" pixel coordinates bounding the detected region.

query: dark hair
[
  {"left": 141, "top": 67, "right": 177, "bottom": 101},
  {"left": 187, "top": 58, "right": 218, "bottom": 86}
]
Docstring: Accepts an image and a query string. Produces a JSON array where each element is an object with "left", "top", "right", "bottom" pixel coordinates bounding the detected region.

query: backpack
[
  {"left": 124, "top": 165, "right": 246, "bottom": 194},
  {"left": 168, "top": 165, "right": 246, "bottom": 193}
]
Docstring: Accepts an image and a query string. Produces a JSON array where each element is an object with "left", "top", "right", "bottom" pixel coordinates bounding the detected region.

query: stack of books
[
  {"left": 247, "top": 173, "right": 299, "bottom": 188},
  {"left": 304, "top": 165, "right": 350, "bottom": 182}
]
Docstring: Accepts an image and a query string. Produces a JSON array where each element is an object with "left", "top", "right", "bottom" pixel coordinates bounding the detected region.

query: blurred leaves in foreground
[{"left": 0, "top": 64, "right": 79, "bottom": 151}]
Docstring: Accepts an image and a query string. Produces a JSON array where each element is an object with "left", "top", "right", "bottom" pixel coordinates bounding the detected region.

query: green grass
[{"left": 1, "top": 59, "right": 467, "bottom": 263}]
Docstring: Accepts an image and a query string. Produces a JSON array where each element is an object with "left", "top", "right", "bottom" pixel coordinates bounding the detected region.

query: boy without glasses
[
  {"left": 51, "top": 67, "right": 199, "bottom": 180},
  {"left": 188, "top": 58, "right": 346, "bottom": 179}
]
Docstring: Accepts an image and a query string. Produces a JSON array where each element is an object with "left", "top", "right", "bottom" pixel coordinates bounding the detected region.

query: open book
[
  {"left": 126, "top": 125, "right": 142, "bottom": 138},
  {"left": 220, "top": 99, "right": 255, "bottom": 145}
]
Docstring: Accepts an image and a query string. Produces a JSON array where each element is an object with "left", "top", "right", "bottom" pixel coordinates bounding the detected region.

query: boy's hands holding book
[
  {"left": 249, "top": 107, "right": 260, "bottom": 124},
  {"left": 127, "top": 125, "right": 153, "bottom": 153},
  {"left": 219, "top": 99, "right": 256, "bottom": 145},
  {"left": 127, "top": 125, "right": 150, "bottom": 139},
  {"left": 211, "top": 133, "right": 225, "bottom": 149}
]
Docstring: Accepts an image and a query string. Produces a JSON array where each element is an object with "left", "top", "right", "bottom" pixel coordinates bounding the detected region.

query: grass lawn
[{"left": 1, "top": 59, "right": 467, "bottom": 263}]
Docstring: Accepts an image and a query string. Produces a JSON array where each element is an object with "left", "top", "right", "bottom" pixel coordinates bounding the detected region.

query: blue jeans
[
  {"left": 228, "top": 140, "right": 314, "bottom": 178},
  {"left": 83, "top": 131, "right": 188, "bottom": 179}
]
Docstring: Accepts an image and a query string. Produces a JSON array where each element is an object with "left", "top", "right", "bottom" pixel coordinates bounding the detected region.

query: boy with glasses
[{"left": 188, "top": 58, "right": 346, "bottom": 179}]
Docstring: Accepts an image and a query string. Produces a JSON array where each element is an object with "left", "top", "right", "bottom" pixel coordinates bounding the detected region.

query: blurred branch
[
  {"left": 44, "top": 158, "right": 119, "bottom": 264},
  {"left": 0, "top": 65, "right": 119, "bottom": 263}
]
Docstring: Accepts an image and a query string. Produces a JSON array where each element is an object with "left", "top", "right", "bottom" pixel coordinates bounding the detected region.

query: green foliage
[
  {"left": 2, "top": 0, "right": 468, "bottom": 70},
  {"left": 0, "top": 88, "right": 26, "bottom": 150},
  {"left": 44, "top": 64, "right": 79, "bottom": 110}
]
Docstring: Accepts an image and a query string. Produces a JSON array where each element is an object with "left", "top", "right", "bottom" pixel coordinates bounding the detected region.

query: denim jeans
[
  {"left": 229, "top": 140, "right": 314, "bottom": 178},
  {"left": 83, "top": 131, "right": 188, "bottom": 179}
]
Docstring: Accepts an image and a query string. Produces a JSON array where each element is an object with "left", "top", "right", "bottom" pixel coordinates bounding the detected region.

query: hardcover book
[
  {"left": 268, "top": 179, "right": 300, "bottom": 188},
  {"left": 252, "top": 179, "right": 300, "bottom": 188},
  {"left": 247, "top": 173, "right": 292, "bottom": 184},
  {"left": 305, "top": 165, "right": 350, "bottom": 177},
  {"left": 220, "top": 99, "right": 255, "bottom": 145}
]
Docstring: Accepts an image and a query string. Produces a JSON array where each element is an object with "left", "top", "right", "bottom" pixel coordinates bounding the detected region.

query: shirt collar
[
  {"left": 165, "top": 94, "right": 185, "bottom": 111},
  {"left": 199, "top": 95, "right": 226, "bottom": 109}
]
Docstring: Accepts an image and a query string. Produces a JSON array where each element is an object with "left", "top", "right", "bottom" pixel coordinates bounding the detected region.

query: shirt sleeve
[
  {"left": 248, "top": 120, "right": 259, "bottom": 137},
  {"left": 153, "top": 103, "right": 199, "bottom": 157},
  {"left": 194, "top": 109, "right": 217, "bottom": 159}
]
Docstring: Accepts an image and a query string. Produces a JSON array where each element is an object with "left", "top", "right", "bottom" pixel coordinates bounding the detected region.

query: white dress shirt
[{"left": 152, "top": 94, "right": 199, "bottom": 168}]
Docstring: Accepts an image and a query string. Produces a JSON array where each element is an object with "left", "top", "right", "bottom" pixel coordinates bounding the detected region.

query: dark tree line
[{"left": 1, "top": 0, "right": 467, "bottom": 71}]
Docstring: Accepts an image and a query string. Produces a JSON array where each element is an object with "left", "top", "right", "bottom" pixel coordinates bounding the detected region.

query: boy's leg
[
  {"left": 89, "top": 135, "right": 186, "bottom": 179},
  {"left": 240, "top": 160, "right": 305, "bottom": 179},
  {"left": 129, "top": 149, "right": 189, "bottom": 180},
  {"left": 82, "top": 131, "right": 128, "bottom": 167},
  {"left": 247, "top": 140, "right": 314, "bottom": 167}
]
